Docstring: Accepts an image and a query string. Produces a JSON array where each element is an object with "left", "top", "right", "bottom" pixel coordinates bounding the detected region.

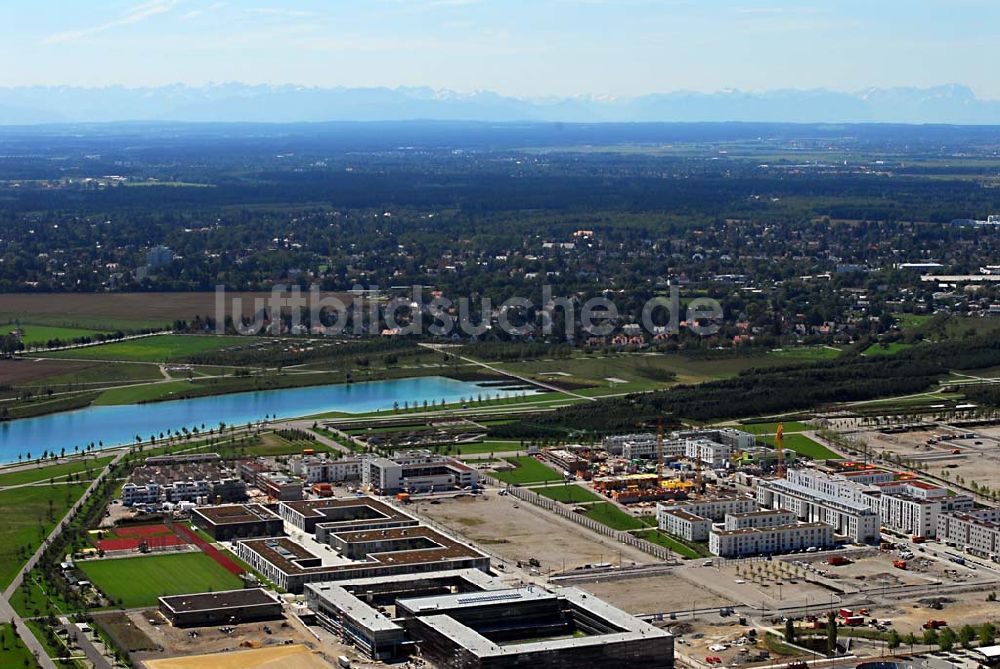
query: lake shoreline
[{"left": 0, "top": 375, "right": 541, "bottom": 464}]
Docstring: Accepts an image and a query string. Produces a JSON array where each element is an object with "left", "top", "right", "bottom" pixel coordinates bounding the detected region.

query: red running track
[{"left": 173, "top": 524, "right": 245, "bottom": 576}]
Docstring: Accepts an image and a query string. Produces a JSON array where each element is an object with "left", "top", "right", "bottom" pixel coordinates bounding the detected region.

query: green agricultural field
[
  {"left": 0, "top": 624, "right": 41, "bottom": 668},
  {"left": 0, "top": 483, "right": 89, "bottom": 587},
  {"left": 533, "top": 484, "right": 603, "bottom": 504},
  {"left": 492, "top": 351, "right": 793, "bottom": 394},
  {"left": 14, "top": 324, "right": 107, "bottom": 346},
  {"left": 43, "top": 334, "right": 248, "bottom": 363},
  {"left": 0, "top": 456, "right": 113, "bottom": 487},
  {"left": 737, "top": 421, "right": 812, "bottom": 435},
  {"left": 494, "top": 456, "right": 564, "bottom": 485},
  {"left": 78, "top": 553, "right": 244, "bottom": 608},
  {"left": 862, "top": 342, "right": 913, "bottom": 357},
  {"left": 583, "top": 502, "right": 646, "bottom": 531},
  {"left": 23, "top": 361, "right": 164, "bottom": 388},
  {"left": 759, "top": 433, "right": 838, "bottom": 460}
]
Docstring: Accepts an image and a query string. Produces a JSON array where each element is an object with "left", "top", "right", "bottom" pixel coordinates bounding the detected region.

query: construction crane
[
  {"left": 775, "top": 422, "right": 785, "bottom": 478},
  {"left": 657, "top": 420, "right": 665, "bottom": 486}
]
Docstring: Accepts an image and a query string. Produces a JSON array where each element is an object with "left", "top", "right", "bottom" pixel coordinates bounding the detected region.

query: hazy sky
[{"left": 2, "top": 0, "right": 998, "bottom": 98}]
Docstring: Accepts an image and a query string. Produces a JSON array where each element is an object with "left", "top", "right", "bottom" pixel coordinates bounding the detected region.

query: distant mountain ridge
[{"left": 1, "top": 83, "right": 999, "bottom": 125}]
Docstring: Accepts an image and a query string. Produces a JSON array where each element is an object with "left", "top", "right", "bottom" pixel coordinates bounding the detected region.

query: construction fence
[{"left": 484, "top": 475, "right": 678, "bottom": 563}]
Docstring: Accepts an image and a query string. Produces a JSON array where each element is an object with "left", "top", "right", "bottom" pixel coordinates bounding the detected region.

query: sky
[{"left": 1, "top": 0, "right": 998, "bottom": 99}]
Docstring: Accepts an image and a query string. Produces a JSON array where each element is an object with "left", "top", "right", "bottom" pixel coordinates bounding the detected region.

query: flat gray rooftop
[
  {"left": 397, "top": 586, "right": 554, "bottom": 614},
  {"left": 306, "top": 583, "right": 401, "bottom": 633},
  {"left": 403, "top": 586, "right": 671, "bottom": 658}
]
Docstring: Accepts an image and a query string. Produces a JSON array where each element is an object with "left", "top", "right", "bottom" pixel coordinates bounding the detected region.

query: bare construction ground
[
  {"left": 883, "top": 591, "right": 1000, "bottom": 635},
  {"left": 683, "top": 561, "right": 839, "bottom": 610},
  {"left": 795, "top": 548, "right": 980, "bottom": 590},
  {"left": 143, "top": 645, "right": 333, "bottom": 669},
  {"left": 579, "top": 574, "right": 731, "bottom": 615},
  {"left": 865, "top": 427, "right": 1000, "bottom": 492},
  {"left": 126, "top": 609, "right": 340, "bottom": 667},
  {"left": 415, "top": 493, "right": 653, "bottom": 572}
]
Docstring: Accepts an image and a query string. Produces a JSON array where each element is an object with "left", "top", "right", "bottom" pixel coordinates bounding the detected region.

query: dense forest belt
[
  {"left": 489, "top": 335, "right": 1000, "bottom": 437},
  {"left": 0, "top": 171, "right": 994, "bottom": 219}
]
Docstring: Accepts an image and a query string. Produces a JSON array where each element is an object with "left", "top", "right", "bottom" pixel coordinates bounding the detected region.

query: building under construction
[
  {"left": 591, "top": 474, "right": 693, "bottom": 504},
  {"left": 305, "top": 568, "right": 674, "bottom": 668}
]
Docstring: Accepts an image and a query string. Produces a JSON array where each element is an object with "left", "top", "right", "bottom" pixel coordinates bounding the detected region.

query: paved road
[
  {"left": 61, "top": 619, "right": 113, "bottom": 669},
  {"left": 284, "top": 420, "right": 364, "bottom": 455}
]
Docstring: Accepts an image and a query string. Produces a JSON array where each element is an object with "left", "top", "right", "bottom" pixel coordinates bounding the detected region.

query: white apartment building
[
  {"left": 756, "top": 478, "right": 881, "bottom": 544},
  {"left": 785, "top": 468, "right": 870, "bottom": 505},
  {"left": 121, "top": 477, "right": 245, "bottom": 506},
  {"left": 937, "top": 509, "right": 1000, "bottom": 557},
  {"left": 622, "top": 438, "right": 688, "bottom": 461},
  {"left": 604, "top": 428, "right": 755, "bottom": 461},
  {"left": 603, "top": 433, "right": 655, "bottom": 456},
  {"left": 678, "top": 428, "right": 756, "bottom": 451},
  {"left": 724, "top": 509, "right": 797, "bottom": 531},
  {"left": 709, "top": 522, "right": 834, "bottom": 558},
  {"left": 659, "top": 509, "right": 712, "bottom": 542},
  {"left": 658, "top": 496, "right": 757, "bottom": 523},
  {"left": 121, "top": 482, "right": 162, "bottom": 506},
  {"left": 362, "top": 451, "right": 478, "bottom": 494},
  {"left": 780, "top": 467, "right": 972, "bottom": 538},
  {"left": 838, "top": 469, "right": 895, "bottom": 486},
  {"left": 291, "top": 456, "right": 362, "bottom": 484},
  {"left": 685, "top": 438, "right": 733, "bottom": 468}
]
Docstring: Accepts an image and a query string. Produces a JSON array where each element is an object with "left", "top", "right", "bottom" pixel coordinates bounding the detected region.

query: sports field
[
  {"left": 78, "top": 552, "right": 244, "bottom": 608},
  {"left": 93, "top": 524, "right": 189, "bottom": 552},
  {"left": 43, "top": 334, "right": 248, "bottom": 362},
  {"left": 494, "top": 456, "right": 564, "bottom": 485}
]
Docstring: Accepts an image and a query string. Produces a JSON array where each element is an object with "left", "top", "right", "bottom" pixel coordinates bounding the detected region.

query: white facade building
[
  {"left": 658, "top": 496, "right": 757, "bottom": 523},
  {"left": 937, "top": 509, "right": 1000, "bottom": 557},
  {"left": 291, "top": 457, "right": 362, "bottom": 484},
  {"left": 603, "top": 433, "right": 655, "bottom": 456},
  {"left": 678, "top": 428, "right": 756, "bottom": 451},
  {"left": 659, "top": 509, "right": 712, "bottom": 542},
  {"left": 709, "top": 522, "right": 834, "bottom": 558},
  {"left": 724, "top": 509, "right": 797, "bottom": 531},
  {"left": 779, "top": 467, "right": 971, "bottom": 538},
  {"left": 684, "top": 439, "right": 733, "bottom": 468},
  {"left": 756, "top": 477, "right": 881, "bottom": 543},
  {"left": 362, "top": 451, "right": 478, "bottom": 494},
  {"left": 622, "top": 438, "right": 687, "bottom": 461}
]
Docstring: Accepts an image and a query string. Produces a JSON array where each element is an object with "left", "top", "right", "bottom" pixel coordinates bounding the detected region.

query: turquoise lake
[{"left": 0, "top": 376, "right": 534, "bottom": 463}]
